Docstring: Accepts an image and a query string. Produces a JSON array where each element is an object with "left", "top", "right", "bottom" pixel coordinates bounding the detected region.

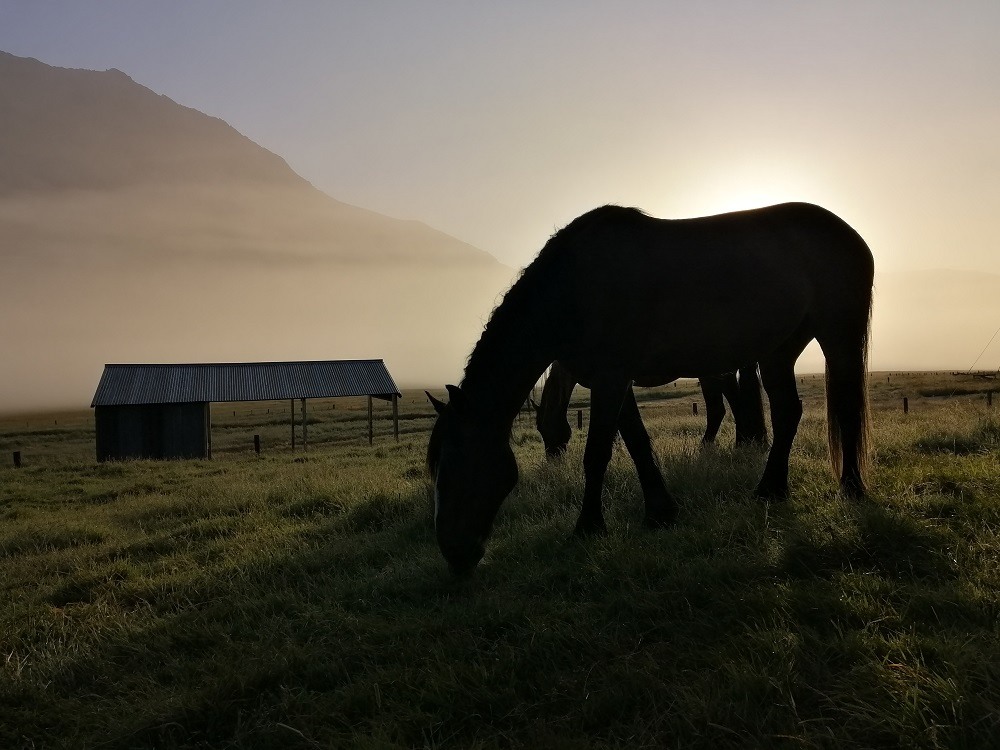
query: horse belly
[{"left": 629, "top": 291, "right": 810, "bottom": 381}]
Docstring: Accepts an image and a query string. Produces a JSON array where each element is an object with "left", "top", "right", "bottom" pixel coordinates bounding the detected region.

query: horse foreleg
[
  {"left": 699, "top": 376, "right": 726, "bottom": 445},
  {"left": 617, "top": 386, "right": 678, "bottom": 528},
  {"left": 575, "top": 374, "right": 630, "bottom": 535},
  {"left": 736, "top": 364, "right": 768, "bottom": 447},
  {"left": 755, "top": 360, "right": 802, "bottom": 500}
]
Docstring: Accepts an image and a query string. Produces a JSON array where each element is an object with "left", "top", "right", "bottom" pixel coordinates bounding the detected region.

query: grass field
[{"left": 1, "top": 372, "right": 998, "bottom": 749}]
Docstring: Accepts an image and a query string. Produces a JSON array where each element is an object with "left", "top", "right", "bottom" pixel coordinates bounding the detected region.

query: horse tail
[{"left": 824, "top": 291, "right": 873, "bottom": 496}]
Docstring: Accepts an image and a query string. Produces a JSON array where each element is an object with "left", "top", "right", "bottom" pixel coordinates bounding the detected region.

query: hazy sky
[{"left": 2, "top": 1, "right": 998, "bottom": 274}]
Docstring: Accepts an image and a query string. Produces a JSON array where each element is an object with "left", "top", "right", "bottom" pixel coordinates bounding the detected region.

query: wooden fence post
[
  {"left": 577, "top": 410, "right": 583, "bottom": 429},
  {"left": 13, "top": 451, "right": 21, "bottom": 469},
  {"left": 301, "top": 398, "right": 308, "bottom": 452},
  {"left": 693, "top": 402, "right": 699, "bottom": 416},
  {"left": 903, "top": 397, "right": 909, "bottom": 414},
  {"left": 987, "top": 391, "right": 993, "bottom": 408},
  {"left": 368, "top": 396, "right": 374, "bottom": 445},
  {"left": 392, "top": 394, "right": 399, "bottom": 442},
  {"left": 254, "top": 434, "right": 261, "bottom": 455}
]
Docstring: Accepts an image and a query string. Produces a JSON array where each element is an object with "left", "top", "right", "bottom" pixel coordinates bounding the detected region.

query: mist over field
[
  {"left": 0, "top": 52, "right": 513, "bottom": 413},
  {"left": 1, "top": 48, "right": 998, "bottom": 414},
  {"left": 871, "top": 270, "right": 1000, "bottom": 372},
  {"left": 795, "top": 269, "right": 1000, "bottom": 376}
]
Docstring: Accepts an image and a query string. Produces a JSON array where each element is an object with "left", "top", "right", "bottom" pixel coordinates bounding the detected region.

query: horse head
[
  {"left": 426, "top": 385, "right": 518, "bottom": 574},
  {"left": 534, "top": 396, "right": 572, "bottom": 459}
]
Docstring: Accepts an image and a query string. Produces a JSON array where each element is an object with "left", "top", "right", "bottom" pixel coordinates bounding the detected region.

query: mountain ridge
[
  {"left": 0, "top": 50, "right": 308, "bottom": 194},
  {"left": 0, "top": 51, "right": 514, "bottom": 411},
  {"left": 0, "top": 50, "right": 506, "bottom": 267}
]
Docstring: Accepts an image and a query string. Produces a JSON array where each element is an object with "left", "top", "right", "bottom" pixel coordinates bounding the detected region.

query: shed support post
[
  {"left": 301, "top": 398, "right": 308, "bottom": 452},
  {"left": 206, "top": 403, "right": 213, "bottom": 459},
  {"left": 368, "top": 396, "right": 373, "bottom": 445},
  {"left": 392, "top": 394, "right": 399, "bottom": 442},
  {"left": 290, "top": 399, "right": 295, "bottom": 450}
]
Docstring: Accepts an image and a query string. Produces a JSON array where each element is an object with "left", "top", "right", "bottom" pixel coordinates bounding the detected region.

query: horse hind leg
[
  {"left": 755, "top": 360, "right": 801, "bottom": 500},
  {"left": 617, "top": 385, "right": 678, "bottom": 528},
  {"left": 755, "top": 331, "right": 812, "bottom": 499}
]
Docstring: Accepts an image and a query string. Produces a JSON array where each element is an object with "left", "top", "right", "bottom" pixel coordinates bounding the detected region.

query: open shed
[{"left": 90, "top": 360, "right": 401, "bottom": 461}]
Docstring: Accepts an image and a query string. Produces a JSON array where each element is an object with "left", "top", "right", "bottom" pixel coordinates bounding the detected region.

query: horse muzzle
[{"left": 437, "top": 532, "right": 485, "bottom": 575}]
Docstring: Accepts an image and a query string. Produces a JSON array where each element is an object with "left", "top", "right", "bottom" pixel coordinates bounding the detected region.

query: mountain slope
[
  {"left": 0, "top": 51, "right": 503, "bottom": 266},
  {"left": 0, "top": 50, "right": 306, "bottom": 194},
  {"left": 0, "top": 52, "right": 514, "bottom": 412}
]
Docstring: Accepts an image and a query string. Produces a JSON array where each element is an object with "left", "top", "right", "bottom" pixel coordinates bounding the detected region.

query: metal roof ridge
[
  {"left": 102, "top": 358, "right": 387, "bottom": 367},
  {"left": 92, "top": 359, "right": 400, "bottom": 406}
]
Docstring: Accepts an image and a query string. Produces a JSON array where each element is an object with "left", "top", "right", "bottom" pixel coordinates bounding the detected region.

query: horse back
[{"left": 552, "top": 203, "right": 873, "bottom": 379}]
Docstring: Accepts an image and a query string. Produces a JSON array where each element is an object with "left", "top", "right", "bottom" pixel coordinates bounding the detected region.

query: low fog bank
[
  {"left": 0, "top": 250, "right": 515, "bottom": 413},
  {"left": 735, "top": 271, "right": 1000, "bottom": 376},
  {"left": 0, "top": 182, "right": 515, "bottom": 414},
  {"left": 868, "top": 270, "right": 1000, "bottom": 372},
  {"left": 4, "top": 258, "right": 998, "bottom": 414},
  {"left": 0, "top": 183, "right": 500, "bottom": 267}
]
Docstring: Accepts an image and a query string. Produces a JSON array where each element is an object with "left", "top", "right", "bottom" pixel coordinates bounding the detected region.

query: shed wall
[{"left": 96, "top": 403, "right": 209, "bottom": 461}]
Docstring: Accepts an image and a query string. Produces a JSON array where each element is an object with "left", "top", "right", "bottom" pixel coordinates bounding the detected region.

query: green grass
[{"left": 1, "top": 373, "right": 999, "bottom": 748}]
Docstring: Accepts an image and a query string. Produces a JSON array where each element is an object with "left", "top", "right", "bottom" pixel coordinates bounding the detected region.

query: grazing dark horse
[
  {"left": 427, "top": 203, "right": 873, "bottom": 574},
  {"left": 531, "top": 360, "right": 767, "bottom": 458}
]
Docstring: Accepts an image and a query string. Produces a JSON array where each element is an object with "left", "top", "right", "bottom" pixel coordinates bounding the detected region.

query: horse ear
[
  {"left": 445, "top": 384, "right": 467, "bottom": 412},
  {"left": 425, "top": 390, "right": 447, "bottom": 415}
]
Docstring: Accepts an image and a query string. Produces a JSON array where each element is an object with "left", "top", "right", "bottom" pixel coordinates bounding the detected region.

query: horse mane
[
  {"left": 461, "top": 205, "right": 646, "bottom": 391},
  {"left": 459, "top": 259, "right": 557, "bottom": 391}
]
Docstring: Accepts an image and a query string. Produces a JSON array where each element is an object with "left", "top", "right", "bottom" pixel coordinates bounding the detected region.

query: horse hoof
[
  {"left": 754, "top": 484, "right": 789, "bottom": 502},
  {"left": 643, "top": 508, "right": 678, "bottom": 529},
  {"left": 840, "top": 479, "right": 868, "bottom": 501},
  {"left": 573, "top": 519, "right": 607, "bottom": 537}
]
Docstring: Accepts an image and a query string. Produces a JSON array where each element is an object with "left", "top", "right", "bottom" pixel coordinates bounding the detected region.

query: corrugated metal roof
[{"left": 91, "top": 360, "right": 401, "bottom": 407}]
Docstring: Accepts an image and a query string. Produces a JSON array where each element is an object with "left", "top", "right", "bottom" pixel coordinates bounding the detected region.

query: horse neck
[
  {"left": 462, "top": 352, "right": 553, "bottom": 429},
  {"left": 460, "top": 324, "right": 557, "bottom": 429}
]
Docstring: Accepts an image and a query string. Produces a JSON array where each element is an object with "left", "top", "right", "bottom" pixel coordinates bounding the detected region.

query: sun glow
[
  {"left": 703, "top": 189, "right": 792, "bottom": 214},
  {"left": 665, "top": 159, "right": 839, "bottom": 219},
  {"left": 695, "top": 173, "right": 826, "bottom": 216}
]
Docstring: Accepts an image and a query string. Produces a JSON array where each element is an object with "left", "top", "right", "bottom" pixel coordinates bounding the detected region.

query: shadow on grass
[
  {"left": 778, "top": 501, "right": 960, "bottom": 581},
  {"left": 10, "top": 453, "right": 999, "bottom": 750},
  {"left": 914, "top": 416, "right": 1000, "bottom": 455}
]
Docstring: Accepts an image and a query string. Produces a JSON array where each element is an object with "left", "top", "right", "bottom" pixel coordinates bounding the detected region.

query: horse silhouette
[
  {"left": 428, "top": 203, "right": 873, "bottom": 574},
  {"left": 530, "top": 360, "right": 767, "bottom": 459}
]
